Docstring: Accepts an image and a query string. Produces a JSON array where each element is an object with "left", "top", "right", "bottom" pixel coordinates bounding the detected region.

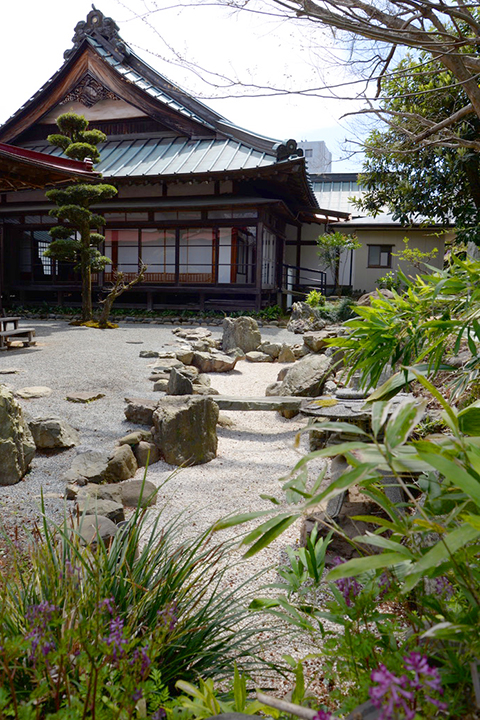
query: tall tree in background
[
  {"left": 135, "top": 0, "right": 480, "bottom": 151},
  {"left": 45, "top": 113, "right": 117, "bottom": 322},
  {"left": 316, "top": 231, "right": 360, "bottom": 295},
  {"left": 354, "top": 54, "right": 480, "bottom": 244}
]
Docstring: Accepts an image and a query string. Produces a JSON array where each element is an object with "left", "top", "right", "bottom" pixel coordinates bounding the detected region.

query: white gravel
[{"left": 0, "top": 320, "right": 331, "bottom": 694}]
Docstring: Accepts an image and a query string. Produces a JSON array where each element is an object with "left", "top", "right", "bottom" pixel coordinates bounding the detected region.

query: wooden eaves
[{"left": 0, "top": 143, "right": 98, "bottom": 191}]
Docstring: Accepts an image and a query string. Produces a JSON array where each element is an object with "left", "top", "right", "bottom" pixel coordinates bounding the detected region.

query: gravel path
[
  {"left": 0, "top": 320, "right": 330, "bottom": 694},
  {"left": 0, "top": 320, "right": 319, "bottom": 526}
]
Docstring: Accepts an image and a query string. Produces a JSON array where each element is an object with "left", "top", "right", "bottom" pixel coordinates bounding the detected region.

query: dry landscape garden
[
  {"left": 2, "top": 266, "right": 480, "bottom": 720},
  {"left": 6, "top": 0, "right": 480, "bottom": 717}
]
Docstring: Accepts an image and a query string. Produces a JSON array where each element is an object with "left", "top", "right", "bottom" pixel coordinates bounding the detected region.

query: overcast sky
[{"left": 0, "top": 0, "right": 369, "bottom": 170}]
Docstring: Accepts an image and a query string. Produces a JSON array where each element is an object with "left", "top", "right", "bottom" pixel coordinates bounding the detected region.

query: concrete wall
[
  {"left": 298, "top": 141, "right": 332, "bottom": 173},
  {"left": 346, "top": 228, "right": 448, "bottom": 293}
]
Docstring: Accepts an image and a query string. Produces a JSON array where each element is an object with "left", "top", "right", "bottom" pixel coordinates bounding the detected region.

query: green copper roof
[{"left": 25, "top": 135, "right": 276, "bottom": 178}]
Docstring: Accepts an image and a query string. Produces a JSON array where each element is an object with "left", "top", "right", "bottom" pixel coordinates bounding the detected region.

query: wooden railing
[{"left": 103, "top": 272, "right": 214, "bottom": 284}]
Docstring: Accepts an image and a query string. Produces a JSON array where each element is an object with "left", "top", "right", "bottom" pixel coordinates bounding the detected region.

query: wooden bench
[{"left": 0, "top": 327, "right": 36, "bottom": 350}]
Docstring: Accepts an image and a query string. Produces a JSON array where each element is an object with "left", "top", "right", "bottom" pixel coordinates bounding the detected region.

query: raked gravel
[{"left": 0, "top": 320, "right": 333, "bottom": 697}]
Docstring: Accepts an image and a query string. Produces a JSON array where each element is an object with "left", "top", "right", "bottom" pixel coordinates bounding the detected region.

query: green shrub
[
  {"left": 375, "top": 270, "right": 402, "bottom": 291},
  {"left": 305, "top": 290, "right": 325, "bottom": 308}
]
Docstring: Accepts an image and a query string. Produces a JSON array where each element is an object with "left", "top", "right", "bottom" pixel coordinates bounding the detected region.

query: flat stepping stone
[
  {"left": 66, "top": 391, "right": 105, "bottom": 403},
  {"left": 212, "top": 396, "right": 304, "bottom": 411},
  {"left": 16, "top": 386, "right": 52, "bottom": 399}
]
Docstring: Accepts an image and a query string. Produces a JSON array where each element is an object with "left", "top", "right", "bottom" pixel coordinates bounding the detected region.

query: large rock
[
  {"left": 118, "top": 430, "right": 153, "bottom": 447},
  {"left": 173, "top": 327, "right": 212, "bottom": 341},
  {"left": 303, "top": 330, "right": 332, "bottom": 353},
  {"left": 173, "top": 346, "right": 194, "bottom": 365},
  {"left": 167, "top": 367, "right": 194, "bottom": 395},
  {"left": 76, "top": 515, "right": 118, "bottom": 546},
  {"left": 151, "top": 358, "right": 184, "bottom": 373},
  {"left": 152, "top": 396, "right": 219, "bottom": 466},
  {"left": 278, "top": 345, "right": 296, "bottom": 363},
  {"left": 120, "top": 479, "right": 158, "bottom": 507},
  {"left": 70, "top": 451, "right": 109, "bottom": 483},
  {"left": 222, "top": 317, "right": 261, "bottom": 353},
  {"left": 357, "top": 288, "right": 394, "bottom": 306},
  {"left": 0, "top": 386, "right": 36, "bottom": 485},
  {"left": 77, "top": 496, "right": 125, "bottom": 524},
  {"left": 28, "top": 416, "right": 80, "bottom": 449},
  {"left": 192, "top": 386, "right": 220, "bottom": 396},
  {"left": 124, "top": 398, "right": 159, "bottom": 425},
  {"left": 191, "top": 351, "right": 237, "bottom": 373},
  {"left": 277, "top": 354, "right": 333, "bottom": 397},
  {"left": 104, "top": 444, "right": 138, "bottom": 482},
  {"left": 77, "top": 484, "right": 122, "bottom": 503},
  {"left": 259, "top": 341, "right": 282, "bottom": 359},
  {"left": 134, "top": 441, "right": 161, "bottom": 467},
  {"left": 287, "top": 302, "right": 327, "bottom": 334}
]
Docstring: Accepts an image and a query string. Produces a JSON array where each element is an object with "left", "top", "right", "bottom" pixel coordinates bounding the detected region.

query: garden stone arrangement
[{"left": 2, "top": 283, "right": 475, "bottom": 717}]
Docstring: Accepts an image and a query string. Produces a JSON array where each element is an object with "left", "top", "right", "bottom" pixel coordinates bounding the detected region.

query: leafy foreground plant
[
  {"left": 330, "top": 254, "right": 480, "bottom": 398},
  {"left": 216, "top": 376, "right": 480, "bottom": 717},
  {"left": 0, "top": 500, "right": 278, "bottom": 719}
]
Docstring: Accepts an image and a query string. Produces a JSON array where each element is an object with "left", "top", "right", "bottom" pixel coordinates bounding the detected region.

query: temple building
[{"left": 0, "top": 7, "right": 346, "bottom": 312}]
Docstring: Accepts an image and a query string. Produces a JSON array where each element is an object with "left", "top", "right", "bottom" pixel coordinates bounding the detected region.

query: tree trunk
[
  {"left": 98, "top": 289, "right": 117, "bottom": 328},
  {"left": 97, "top": 264, "right": 146, "bottom": 328},
  {"left": 81, "top": 225, "right": 93, "bottom": 322},
  {"left": 334, "top": 250, "right": 342, "bottom": 296}
]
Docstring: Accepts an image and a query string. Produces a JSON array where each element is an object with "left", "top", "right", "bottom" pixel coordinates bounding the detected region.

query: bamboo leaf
[
  {"left": 243, "top": 515, "right": 299, "bottom": 557},
  {"left": 327, "top": 552, "right": 411, "bottom": 580},
  {"left": 353, "top": 533, "right": 414, "bottom": 557},
  {"left": 407, "top": 523, "right": 480, "bottom": 578},
  {"left": 384, "top": 398, "right": 428, "bottom": 450},
  {"left": 213, "top": 509, "right": 273, "bottom": 531},
  {"left": 416, "top": 451, "right": 480, "bottom": 507}
]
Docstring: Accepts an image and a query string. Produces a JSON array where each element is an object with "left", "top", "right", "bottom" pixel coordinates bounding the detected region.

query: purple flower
[
  {"left": 26, "top": 602, "right": 58, "bottom": 629},
  {"left": 370, "top": 654, "right": 448, "bottom": 719},
  {"left": 369, "top": 664, "right": 415, "bottom": 720},
  {"left": 403, "top": 652, "right": 447, "bottom": 711},
  {"left": 332, "top": 557, "right": 362, "bottom": 607},
  {"left": 158, "top": 602, "right": 178, "bottom": 631},
  {"left": 151, "top": 709, "right": 166, "bottom": 720},
  {"left": 131, "top": 688, "right": 143, "bottom": 703},
  {"left": 312, "top": 711, "right": 333, "bottom": 720},
  {"left": 25, "top": 602, "right": 59, "bottom": 664},
  {"left": 130, "top": 645, "right": 151, "bottom": 676},
  {"left": 99, "top": 597, "right": 116, "bottom": 616},
  {"left": 378, "top": 572, "right": 391, "bottom": 599},
  {"left": 434, "top": 576, "right": 454, "bottom": 599},
  {"left": 102, "top": 615, "right": 128, "bottom": 665}
]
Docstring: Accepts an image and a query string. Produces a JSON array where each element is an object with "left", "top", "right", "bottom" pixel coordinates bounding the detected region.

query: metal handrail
[{"left": 282, "top": 263, "right": 327, "bottom": 295}]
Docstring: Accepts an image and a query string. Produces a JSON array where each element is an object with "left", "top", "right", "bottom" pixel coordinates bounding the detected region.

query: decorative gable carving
[
  {"left": 64, "top": 5, "right": 129, "bottom": 62},
  {"left": 59, "top": 73, "right": 121, "bottom": 108}
]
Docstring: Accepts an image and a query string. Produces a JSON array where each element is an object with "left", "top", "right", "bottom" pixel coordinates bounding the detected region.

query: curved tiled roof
[{"left": 24, "top": 135, "right": 276, "bottom": 178}]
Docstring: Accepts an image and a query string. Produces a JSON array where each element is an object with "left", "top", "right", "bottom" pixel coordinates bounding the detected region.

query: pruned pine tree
[
  {"left": 45, "top": 113, "right": 117, "bottom": 322},
  {"left": 97, "top": 262, "right": 147, "bottom": 329}
]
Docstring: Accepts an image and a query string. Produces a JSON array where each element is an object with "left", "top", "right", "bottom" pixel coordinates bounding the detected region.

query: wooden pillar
[
  {"left": 0, "top": 223, "right": 4, "bottom": 313},
  {"left": 295, "top": 225, "right": 302, "bottom": 285},
  {"left": 255, "top": 220, "right": 264, "bottom": 311},
  {"left": 174, "top": 228, "right": 180, "bottom": 284}
]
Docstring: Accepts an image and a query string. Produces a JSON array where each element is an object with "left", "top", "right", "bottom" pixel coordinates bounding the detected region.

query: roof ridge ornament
[
  {"left": 64, "top": 5, "right": 129, "bottom": 61},
  {"left": 274, "top": 139, "right": 304, "bottom": 162}
]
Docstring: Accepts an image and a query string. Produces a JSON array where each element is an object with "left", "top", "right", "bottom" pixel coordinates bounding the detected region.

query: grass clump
[{"left": 0, "top": 498, "right": 275, "bottom": 719}]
